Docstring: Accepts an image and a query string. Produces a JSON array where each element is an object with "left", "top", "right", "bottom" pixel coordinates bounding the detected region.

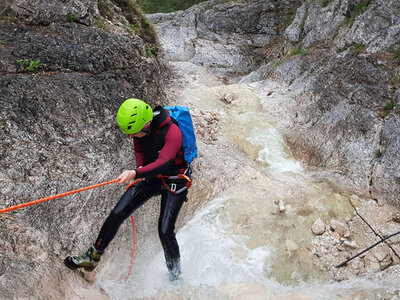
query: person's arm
[
  {"left": 136, "top": 124, "right": 182, "bottom": 178},
  {"left": 133, "top": 138, "right": 146, "bottom": 167},
  {"left": 118, "top": 169, "right": 137, "bottom": 184},
  {"left": 117, "top": 138, "right": 145, "bottom": 185}
]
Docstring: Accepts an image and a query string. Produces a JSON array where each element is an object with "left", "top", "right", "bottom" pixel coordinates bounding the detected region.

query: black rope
[
  {"left": 336, "top": 231, "right": 400, "bottom": 268},
  {"left": 348, "top": 198, "right": 400, "bottom": 261}
]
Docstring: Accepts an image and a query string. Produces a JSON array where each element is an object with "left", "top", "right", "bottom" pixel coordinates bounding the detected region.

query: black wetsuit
[{"left": 94, "top": 106, "right": 187, "bottom": 272}]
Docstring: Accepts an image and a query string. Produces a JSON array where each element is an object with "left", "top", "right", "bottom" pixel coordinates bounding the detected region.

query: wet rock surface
[
  {"left": 0, "top": 0, "right": 167, "bottom": 298},
  {"left": 148, "top": 0, "right": 400, "bottom": 206},
  {"left": 148, "top": 0, "right": 400, "bottom": 292}
]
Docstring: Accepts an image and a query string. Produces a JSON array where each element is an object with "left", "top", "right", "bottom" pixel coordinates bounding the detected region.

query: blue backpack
[{"left": 164, "top": 106, "right": 198, "bottom": 164}]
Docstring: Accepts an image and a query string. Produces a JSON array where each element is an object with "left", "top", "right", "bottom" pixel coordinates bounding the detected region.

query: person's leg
[
  {"left": 94, "top": 180, "right": 160, "bottom": 251},
  {"left": 158, "top": 187, "right": 187, "bottom": 280},
  {"left": 65, "top": 180, "right": 160, "bottom": 271}
]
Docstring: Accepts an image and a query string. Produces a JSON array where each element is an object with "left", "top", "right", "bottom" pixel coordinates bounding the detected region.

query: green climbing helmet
[{"left": 117, "top": 98, "right": 153, "bottom": 134}]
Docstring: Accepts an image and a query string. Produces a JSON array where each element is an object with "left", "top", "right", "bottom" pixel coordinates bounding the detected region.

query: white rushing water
[{"left": 96, "top": 63, "right": 400, "bottom": 299}]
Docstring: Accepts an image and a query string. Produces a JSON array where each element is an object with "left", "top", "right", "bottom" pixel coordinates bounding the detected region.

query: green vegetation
[
  {"left": 98, "top": 0, "right": 158, "bottom": 46},
  {"left": 96, "top": 0, "right": 161, "bottom": 55},
  {"left": 353, "top": 43, "right": 366, "bottom": 55},
  {"left": 16, "top": 59, "right": 41, "bottom": 71},
  {"left": 129, "top": 23, "right": 138, "bottom": 31},
  {"left": 376, "top": 149, "right": 382, "bottom": 158},
  {"left": 343, "top": 16, "right": 355, "bottom": 27},
  {"left": 384, "top": 101, "right": 394, "bottom": 111},
  {"left": 98, "top": 0, "right": 113, "bottom": 20},
  {"left": 290, "top": 46, "right": 309, "bottom": 57},
  {"left": 0, "top": 15, "right": 18, "bottom": 22},
  {"left": 136, "top": 0, "right": 206, "bottom": 13},
  {"left": 276, "top": 5, "right": 298, "bottom": 33},
  {"left": 300, "top": 8, "right": 308, "bottom": 35},
  {"left": 377, "top": 101, "right": 395, "bottom": 119},
  {"left": 225, "top": 0, "right": 246, "bottom": 4},
  {"left": 394, "top": 44, "right": 400, "bottom": 60},
  {"left": 343, "top": 0, "right": 370, "bottom": 27},
  {"left": 389, "top": 75, "right": 400, "bottom": 89},
  {"left": 322, "top": 0, "right": 331, "bottom": 7},
  {"left": 68, "top": 13, "right": 75, "bottom": 21},
  {"left": 121, "top": 21, "right": 140, "bottom": 34},
  {"left": 94, "top": 17, "right": 109, "bottom": 30},
  {"left": 353, "top": 1, "right": 369, "bottom": 15},
  {"left": 338, "top": 42, "right": 366, "bottom": 55},
  {"left": 146, "top": 46, "right": 156, "bottom": 57},
  {"left": 273, "top": 45, "right": 309, "bottom": 68}
]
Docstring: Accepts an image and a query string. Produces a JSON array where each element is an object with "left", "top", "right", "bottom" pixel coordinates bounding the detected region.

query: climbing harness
[
  {"left": 156, "top": 173, "right": 192, "bottom": 195},
  {"left": 156, "top": 167, "right": 193, "bottom": 195}
]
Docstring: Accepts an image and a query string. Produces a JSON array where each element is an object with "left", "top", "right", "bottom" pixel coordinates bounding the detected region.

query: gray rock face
[
  {"left": 0, "top": 1, "right": 167, "bottom": 298},
  {"left": 261, "top": 51, "right": 399, "bottom": 203},
  {"left": 148, "top": 0, "right": 300, "bottom": 75},
  {"left": 285, "top": 3, "right": 307, "bottom": 43},
  {"left": 0, "top": 0, "right": 99, "bottom": 25},
  {"left": 370, "top": 110, "right": 400, "bottom": 204},
  {"left": 262, "top": 0, "right": 400, "bottom": 205},
  {"left": 149, "top": 0, "right": 400, "bottom": 206},
  {"left": 336, "top": 0, "right": 400, "bottom": 54},
  {"left": 301, "top": 0, "right": 351, "bottom": 48}
]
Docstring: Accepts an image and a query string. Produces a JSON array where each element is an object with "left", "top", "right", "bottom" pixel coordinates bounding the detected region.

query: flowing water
[{"left": 96, "top": 63, "right": 400, "bottom": 299}]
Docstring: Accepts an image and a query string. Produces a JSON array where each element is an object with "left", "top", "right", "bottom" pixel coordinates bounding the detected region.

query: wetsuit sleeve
[
  {"left": 133, "top": 138, "right": 146, "bottom": 167},
  {"left": 136, "top": 124, "right": 182, "bottom": 178}
]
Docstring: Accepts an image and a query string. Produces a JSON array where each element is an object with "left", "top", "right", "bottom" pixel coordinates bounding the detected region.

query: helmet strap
[{"left": 141, "top": 120, "right": 152, "bottom": 134}]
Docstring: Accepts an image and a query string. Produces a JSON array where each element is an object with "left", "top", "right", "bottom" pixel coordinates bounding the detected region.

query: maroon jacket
[{"left": 134, "top": 106, "right": 186, "bottom": 178}]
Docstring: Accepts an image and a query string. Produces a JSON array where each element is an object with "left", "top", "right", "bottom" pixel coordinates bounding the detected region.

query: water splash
[{"left": 97, "top": 65, "right": 400, "bottom": 299}]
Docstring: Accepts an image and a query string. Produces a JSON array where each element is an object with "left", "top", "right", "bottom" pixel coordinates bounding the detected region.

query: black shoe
[{"left": 64, "top": 246, "right": 103, "bottom": 272}]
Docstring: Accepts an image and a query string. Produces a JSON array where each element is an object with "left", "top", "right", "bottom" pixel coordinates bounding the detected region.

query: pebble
[
  {"left": 330, "top": 219, "right": 350, "bottom": 239},
  {"left": 311, "top": 218, "right": 326, "bottom": 235},
  {"left": 343, "top": 240, "right": 357, "bottom": 249},
  {"left": 278, "top": 200, "right": 286, "bottom": 212},
  {"left": 220, "top": 93, "right": 234, "bottom": 104},
  {"left": 286, "top": 239, "right": 299, "bottom": 251},
  {"left": 392, "top": 213, "right": 400, "bottom": 223}
]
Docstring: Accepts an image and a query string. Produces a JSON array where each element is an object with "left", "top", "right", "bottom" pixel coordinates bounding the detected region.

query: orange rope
[
  {"left": 0, "top": 178, "right": 121, "bottom": 214},
  {"left": 126, "top": 179, "right": 139, "bottom": 191},
  {"left": 124, "top": 179, "right": 139, "bottom": 281},
  {"left": 126, "top": 215, "right": 136, "bottom": 280},
  {"left": 0, "top": 177, "right": 139, "bottom": 280}
]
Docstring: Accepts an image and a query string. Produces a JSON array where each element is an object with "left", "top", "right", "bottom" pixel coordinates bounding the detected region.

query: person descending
[{"left": 64, "top": 98, "right": 192, "bottom": 281}]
